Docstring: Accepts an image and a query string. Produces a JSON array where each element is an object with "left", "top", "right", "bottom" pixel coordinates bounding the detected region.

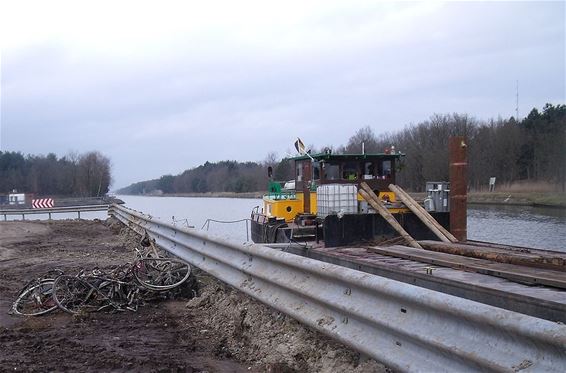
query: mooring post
[{"left": 449, "top": 136, "right": 467, "bottom": 241}]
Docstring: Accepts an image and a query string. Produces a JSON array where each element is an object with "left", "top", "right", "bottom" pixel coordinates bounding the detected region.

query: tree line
[
  {"left": 340, "top": 103, "right": 564, "bottom": 191},
  {"left": 0, "top": 151, "right": 112, "bottom": 197},
  {"left": 118, "top": 103, "right": 564, "bottom": 195},
  {"left": 118, "top": 161, "right": 264, "bottom": 195}
]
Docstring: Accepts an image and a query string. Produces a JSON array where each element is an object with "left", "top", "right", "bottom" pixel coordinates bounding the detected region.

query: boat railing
[{"left": 201, "top": 218, "right": 252, "bottom": 241}]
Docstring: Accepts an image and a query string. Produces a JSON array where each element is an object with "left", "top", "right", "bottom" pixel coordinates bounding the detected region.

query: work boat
[
  {"left": 250, "top": 140, "right": 566, "bottom": 326},
  {"left": 250, "top": 150, "right": 450, "bottom": 247}
]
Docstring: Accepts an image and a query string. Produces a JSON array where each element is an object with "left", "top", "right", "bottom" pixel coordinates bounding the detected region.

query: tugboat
[
  {"left": 249, "top": 139, "right": 566, "bottom": 326},
  {"left": 250, "top": 146, "right": 450, "bottom": 247}
]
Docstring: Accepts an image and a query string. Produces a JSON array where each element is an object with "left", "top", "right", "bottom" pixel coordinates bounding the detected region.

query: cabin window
[
  {"left": 296, "top": 162, "right": 303, "bottom": 181},
  {"left": 342, "top": 162, "right": 358, "bottom": 181},
  {"left": 363, "top": 161, "right": 376, "bottom": 179},
  {"left": 382, "top": 160, "right": 392, "bottom": 179},
  {"left": 313, "top": 163, "right": 320, "bottom": 180},
  {"left": 324, "top": 163, "right": 340, "bottom": 180}
]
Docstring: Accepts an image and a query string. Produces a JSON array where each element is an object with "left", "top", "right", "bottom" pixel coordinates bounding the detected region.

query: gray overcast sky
[{"left": 0, "top": 1, "right": 564, "bottom": 189}]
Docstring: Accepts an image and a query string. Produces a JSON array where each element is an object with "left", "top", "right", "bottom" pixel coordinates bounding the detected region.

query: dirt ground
[{"left": 0, "top": 219, "right": 387, "bottom": 372}]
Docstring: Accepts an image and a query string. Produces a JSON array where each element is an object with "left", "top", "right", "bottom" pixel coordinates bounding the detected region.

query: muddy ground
[{"left": 0, "top": 219, "right": 387, "bottom": 372}]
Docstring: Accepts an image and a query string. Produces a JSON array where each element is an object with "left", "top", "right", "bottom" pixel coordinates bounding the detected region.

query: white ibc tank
[{"left": 317, "top": 184, "right": 358, "bottom": 218}]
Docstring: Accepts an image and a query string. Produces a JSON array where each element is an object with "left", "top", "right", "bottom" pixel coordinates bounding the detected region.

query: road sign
[{"left": 32, "top": 198, "right": 54, "bottom": 209}]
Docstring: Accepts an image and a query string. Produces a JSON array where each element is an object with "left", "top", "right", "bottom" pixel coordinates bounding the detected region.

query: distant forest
[
  {"left": 0, "top": 151, "right": 112, "bottom": 197},
  {"left": 118, "top": 103, "right": 564, "bottom": 194},
  {"left": 3, "top": 104, "right": 561, "bottom": 198},
  {"left": 119, "top": 161, "right": 265, "bottom": 195},
  {"left": 346, "top": 103, "right": 565, "bottom": 191}
]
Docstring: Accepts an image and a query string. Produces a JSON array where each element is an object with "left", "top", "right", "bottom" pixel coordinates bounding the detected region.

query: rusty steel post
[
  {"left": 449, "top": 136, "right": 467, "bottom": 241},
  {"left": 303, "top": 161, "right": 312, "bottom": 214}
]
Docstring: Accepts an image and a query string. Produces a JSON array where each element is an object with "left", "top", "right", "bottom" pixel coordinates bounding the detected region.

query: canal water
[
  {"left": 467, "top": 204, "right": 565, "bottom": 251},
  {"left": 115, "top": 196, "right": 565, "bottom": 252},
  {"left": 16, "top": 195, "right": 566, "bottom": 252}
]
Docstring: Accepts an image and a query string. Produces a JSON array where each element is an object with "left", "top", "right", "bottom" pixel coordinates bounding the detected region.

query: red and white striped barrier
[{"left": 32, "top": 198, "right": 54, "bottom": 209}]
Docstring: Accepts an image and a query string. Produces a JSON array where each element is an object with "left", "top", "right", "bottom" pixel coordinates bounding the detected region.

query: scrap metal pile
[{"left": 10, "top": 235, "right": 193, "bottom": 316}]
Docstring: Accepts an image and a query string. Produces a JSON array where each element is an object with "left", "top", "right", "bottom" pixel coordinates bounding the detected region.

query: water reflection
[
  {"left": 10, "top": 195, "right": 563, "bottom": 252},
  {"left": 119, "top": 196, "right": 565, "bottom": 252},
  {"left": 117, "top": 195, "right": 262, "bottom": 243},
  {"left": 468, "top": 204, "right": 566, "bottom": 251}
]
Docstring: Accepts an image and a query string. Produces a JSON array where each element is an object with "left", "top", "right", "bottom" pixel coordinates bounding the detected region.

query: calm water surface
[
  {"left": 23, "top": 195, "right": 563, "bottom": 252},
  {"left": 117, "top": 195, "right": 262, "bottom": 243},
  {"left": 467, "top": 204, "right": 565, "bottom": 251},
  {"left": 117, "top": 196, "right": 565, "bottom": 252}
]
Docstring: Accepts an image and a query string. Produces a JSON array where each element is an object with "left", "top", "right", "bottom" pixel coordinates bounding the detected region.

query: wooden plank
[
  {"left": 466, "top": 239, "right": 565, "bottom": 256},
  {"left": 419, "top": 240, "right": 566, "bottom": 271},
  {"left": 389, "top": 184, "right": 451, "bottom": 243},
  {"left": 359, "top": 182, "right": 422, "bottom": 249},
  {"left": 367, "top": 245, "right": 566, "bottom": 289},
  {"left": 283, "top": 245, "right": 566, "bottom": 323},
  {"left": 389, "top": 184, "right": 458, "bottom": 243}
]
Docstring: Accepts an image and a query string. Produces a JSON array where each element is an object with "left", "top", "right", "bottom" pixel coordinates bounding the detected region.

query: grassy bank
[
  {"left": 467, "top": 192, "right": 566, "bottom": 208},
  {"left": 408, "top": 191, "right": 565, "bottom": 208}
]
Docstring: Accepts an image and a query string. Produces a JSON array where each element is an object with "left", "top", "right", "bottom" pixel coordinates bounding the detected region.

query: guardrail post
[{"left": 78, "top": 211, "right": 81, "bottom": 219}]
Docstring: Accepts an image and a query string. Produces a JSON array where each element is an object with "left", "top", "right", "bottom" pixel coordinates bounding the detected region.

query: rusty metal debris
[{"left": 10, "top": 236, "right": 193, "bottom": 316}]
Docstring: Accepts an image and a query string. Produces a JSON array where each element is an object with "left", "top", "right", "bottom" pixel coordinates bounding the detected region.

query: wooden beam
[
  {"left": 359, "top": 182, "right": 422, "bottom": 249},
  {"left": 367, "top": 245, "right": 566, "bottom": 290},
  {"left": 419, "top": 240, "right": 566, "bottom": 271},
  {"left": 389, "top": 184, "right": 458, "bottom": 243}
]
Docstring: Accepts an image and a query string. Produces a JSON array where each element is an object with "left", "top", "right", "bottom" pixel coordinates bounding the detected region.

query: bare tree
[{"left": 77, "top": 151, "right": 112, "bottom": 197}]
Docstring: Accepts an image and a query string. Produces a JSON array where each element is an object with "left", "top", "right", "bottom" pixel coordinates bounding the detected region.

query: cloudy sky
[{"left": 0, "top": 1, "right": 564, "bottom": 189}]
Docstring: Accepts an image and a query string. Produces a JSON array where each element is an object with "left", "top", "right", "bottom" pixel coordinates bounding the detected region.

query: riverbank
[
  {"left": 407, "top": 191, "right": 565, "bottom": 208},
  {"left": 0, "top": 220, "right": 385, "bottom": 372},
  {"left": 121, "top": 190, "right": 566, "bottom": 208},
  {"left": 467, "top": 192, "right": 566, "bottom": 208}
]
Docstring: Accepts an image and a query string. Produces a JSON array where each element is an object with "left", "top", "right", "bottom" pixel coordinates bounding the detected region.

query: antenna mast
[{"left": 515, "top": 80, "right": 520, "bottom": 121}]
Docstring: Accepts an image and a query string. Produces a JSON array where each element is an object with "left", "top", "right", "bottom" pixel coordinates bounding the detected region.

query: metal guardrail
[
  {"left": 109, "top": 204, "right": 566, "bottom": 373},
  {"left": 1, "top": 204, "right": 110, "bottom": 220}
]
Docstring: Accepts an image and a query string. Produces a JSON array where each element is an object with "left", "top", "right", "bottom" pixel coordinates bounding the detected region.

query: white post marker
[{"left": 489, "top": 177, "right": 496, "bottom": 192}]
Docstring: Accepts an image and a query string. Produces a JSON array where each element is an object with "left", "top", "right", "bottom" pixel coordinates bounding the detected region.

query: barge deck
[{"left": 275, "top": 240, "right": 566, "bottom": 323}]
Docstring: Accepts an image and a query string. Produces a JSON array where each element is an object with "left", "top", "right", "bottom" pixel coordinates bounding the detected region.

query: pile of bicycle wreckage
[{"left": 10, "top": 234, "right": 195, "bottom": 316}]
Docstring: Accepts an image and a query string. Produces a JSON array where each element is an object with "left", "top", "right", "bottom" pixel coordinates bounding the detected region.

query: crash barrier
[
  {"left": 1, "top": 205, "right": 110, "bottom": 220},
  {"left": 109, "top": 203, "right": 566, "bottom": 373}
]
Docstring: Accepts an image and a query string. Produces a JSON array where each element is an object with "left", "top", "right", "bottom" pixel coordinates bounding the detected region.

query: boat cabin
[
  {"left": 263, "top": 151, "right": 404, "bottom": 222},
  {"left": 293, "top": 151, "right": 403, "bottom": 193},
  {"left": 252, "top": 149, "right": 452, "bottom": 246}
]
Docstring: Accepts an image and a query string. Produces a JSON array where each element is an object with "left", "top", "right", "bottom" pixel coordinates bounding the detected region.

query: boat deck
[{"left": 276, "top": 240, "right": 566, "bottom": 323}]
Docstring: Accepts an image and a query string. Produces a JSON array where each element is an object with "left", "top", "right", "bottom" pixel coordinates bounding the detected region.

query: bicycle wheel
[
  {"left": 52, "top": 275, "right": 94, "bottom": 314},
  {"left": 11, "top": 279, "right": 57, "bottom": 316},
  {"left": 133, "top": 258, "right": 191, "bottom": 291},
  {"left": 94, "top": 277, "right": 136, "bottom": 311}
]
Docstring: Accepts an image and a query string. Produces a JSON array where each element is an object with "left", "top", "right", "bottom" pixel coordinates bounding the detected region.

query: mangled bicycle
[{"left": 10, "top": 233, "right": 192, "bottom": 316}]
